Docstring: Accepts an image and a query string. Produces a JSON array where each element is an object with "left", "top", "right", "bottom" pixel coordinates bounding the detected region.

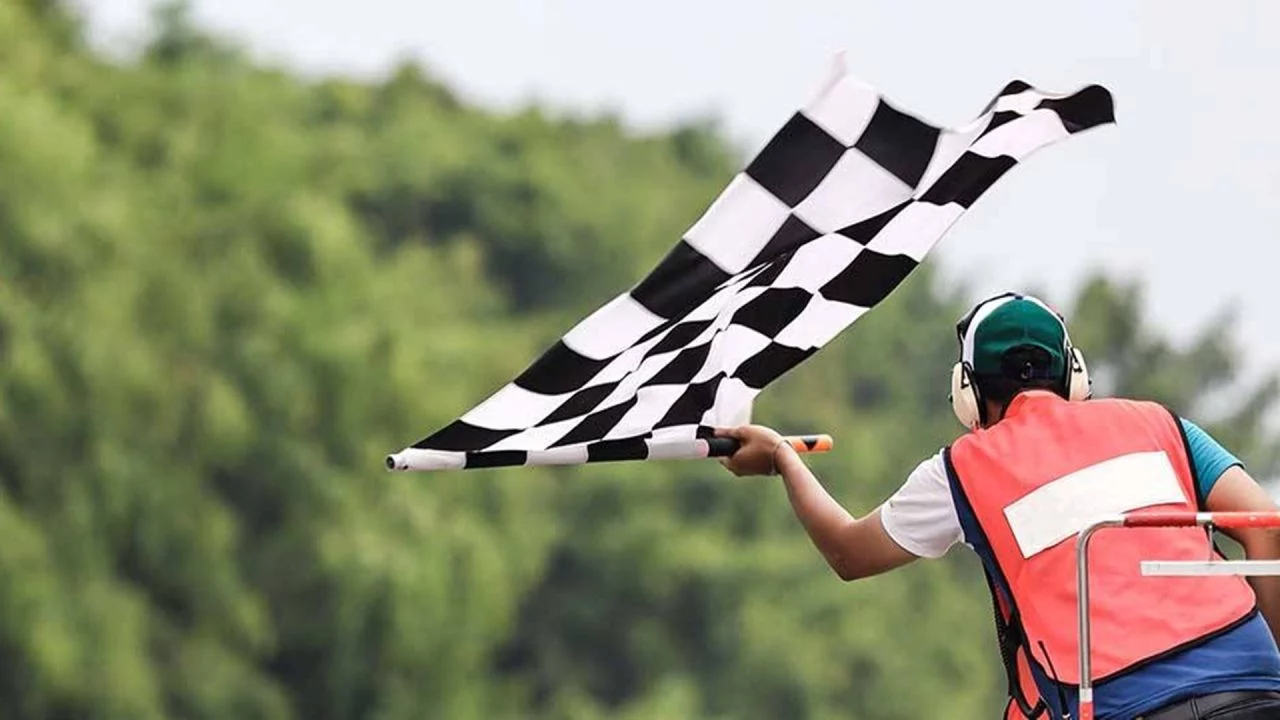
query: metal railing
[{"left": 1076, "top": 511, "right": 1280, "bottom": 720}]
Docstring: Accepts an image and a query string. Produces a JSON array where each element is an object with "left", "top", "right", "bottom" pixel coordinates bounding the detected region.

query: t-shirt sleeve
[
  {"left": 879, "top": 450, "right": 964, "bottom": 559},
  {"left": 1178, "top": 417, "right": 1244, "bottom": 502}
]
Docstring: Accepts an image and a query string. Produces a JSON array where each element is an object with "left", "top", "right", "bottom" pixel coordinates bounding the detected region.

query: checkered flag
[{"left": 386, "top": 54, "right": 1114, "bottom": 472}]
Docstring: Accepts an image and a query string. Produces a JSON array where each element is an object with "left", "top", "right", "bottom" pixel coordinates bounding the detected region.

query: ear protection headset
[{"left": 948, "top": 292, "right": 1092, "bottom": 430}]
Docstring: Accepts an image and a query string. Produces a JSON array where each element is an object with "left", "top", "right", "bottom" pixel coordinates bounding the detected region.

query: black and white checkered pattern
[{"left": 388, "top": 57, "right": 1114, "bottom": 472}]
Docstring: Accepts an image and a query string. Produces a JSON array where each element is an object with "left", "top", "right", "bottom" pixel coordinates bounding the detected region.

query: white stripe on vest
[{"left": 1002, "top": 451, "right": 1189, "bottom": 558}]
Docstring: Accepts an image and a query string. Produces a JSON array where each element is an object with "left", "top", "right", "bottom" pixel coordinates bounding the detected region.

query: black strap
[{"left": 985, "top": 568, "right": 1048, "bottom": 719}]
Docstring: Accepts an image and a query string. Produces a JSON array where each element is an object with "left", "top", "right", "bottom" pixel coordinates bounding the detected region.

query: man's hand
[{"left": 714, "top": 424, "right": 785, "bottom": 476}]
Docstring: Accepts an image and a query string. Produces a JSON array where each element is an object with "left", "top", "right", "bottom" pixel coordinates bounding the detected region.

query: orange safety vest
[{"left": 945, "top": 391, "right": 1257, "bottom": 719}]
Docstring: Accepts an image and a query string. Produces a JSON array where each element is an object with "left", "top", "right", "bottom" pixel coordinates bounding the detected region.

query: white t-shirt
[{"left": 879, "top": 450, "right": 967, "bottom": 558}]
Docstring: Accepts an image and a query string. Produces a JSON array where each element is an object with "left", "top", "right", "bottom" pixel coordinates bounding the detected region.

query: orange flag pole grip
[{"left": 705, "top": 434, "right": 834, "bottom": 458}]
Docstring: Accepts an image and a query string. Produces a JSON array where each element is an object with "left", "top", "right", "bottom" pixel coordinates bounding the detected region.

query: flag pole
[{"left": 385, "top": 434, "right": 833, "bottom": 473}]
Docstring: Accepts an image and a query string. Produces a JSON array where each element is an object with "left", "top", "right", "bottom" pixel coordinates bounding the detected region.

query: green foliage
[
  {"left": 0, "top": 2, "right": 1275, "bottom": 718},
  {"left": 1065, "top": 275, "right": 1280, "bottom": 476}
]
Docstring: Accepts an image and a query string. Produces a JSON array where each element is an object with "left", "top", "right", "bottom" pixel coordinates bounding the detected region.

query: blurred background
[{"left": 0, "top": 0, "right": 1274, "bottom": 717}]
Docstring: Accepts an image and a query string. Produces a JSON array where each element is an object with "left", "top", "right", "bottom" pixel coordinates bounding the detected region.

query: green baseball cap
[{"left": 959, "top": 295, "right": 1067, "bottom": 379}]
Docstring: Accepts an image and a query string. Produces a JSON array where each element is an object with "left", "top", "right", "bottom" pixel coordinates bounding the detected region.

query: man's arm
[
  {"left": 715, "top": 425, "right": 920, "bottom": 581},
  {"left": 1204, "top": 465, "right": 1280, "bottom": 643},
  {"left": 773, "top": 442, "right": 920, "bottom": 580}
]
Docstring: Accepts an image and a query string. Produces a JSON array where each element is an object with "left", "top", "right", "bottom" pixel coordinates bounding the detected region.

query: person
[{"left": 716, "top": 292, "right": 1280, "bottom": 720}]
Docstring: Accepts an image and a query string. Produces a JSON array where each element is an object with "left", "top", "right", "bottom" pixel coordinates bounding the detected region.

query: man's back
[{"left": 946, "top": 391, "right": 1280, "bottom": 718}]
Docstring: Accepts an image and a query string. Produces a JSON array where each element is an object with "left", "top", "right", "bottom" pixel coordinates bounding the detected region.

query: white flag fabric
[{"left": 387, "top": 55, "right": 1114, "bottom": 472}]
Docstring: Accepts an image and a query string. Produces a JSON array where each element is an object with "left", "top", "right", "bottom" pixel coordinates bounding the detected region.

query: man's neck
[{"left": 985, "top": 390, "right": 1064, "bottom": 427}]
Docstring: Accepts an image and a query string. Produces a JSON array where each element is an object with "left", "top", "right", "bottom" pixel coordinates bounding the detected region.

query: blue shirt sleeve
[{"left": 1178, "top": 417, "right": 1244, "bottom": 502}]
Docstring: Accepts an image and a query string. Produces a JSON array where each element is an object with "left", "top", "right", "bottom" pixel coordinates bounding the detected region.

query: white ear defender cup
[
  {"left": 950, "top": 361, "right": 982, "bottom": 431},
  {"left": 1067, "top": 345, "right": 1092, "bottom": 402}
]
